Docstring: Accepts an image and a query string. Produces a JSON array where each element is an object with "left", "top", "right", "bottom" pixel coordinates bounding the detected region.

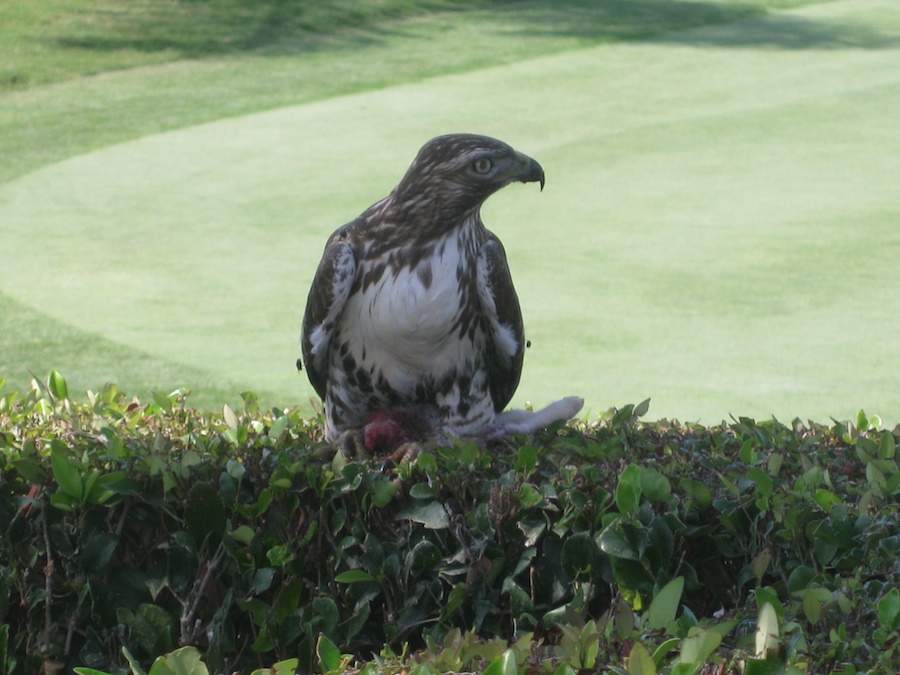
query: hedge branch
[{"left": 179, "top": 541, "right": 227, "bottom": 646}]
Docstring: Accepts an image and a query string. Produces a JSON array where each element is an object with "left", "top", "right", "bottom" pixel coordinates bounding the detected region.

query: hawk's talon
[
  {"left": 328, "top": 429, "right": 368, "bottom": 460},
  {"left": 388, "top": 440, "right": 428, "bottom": 464}
]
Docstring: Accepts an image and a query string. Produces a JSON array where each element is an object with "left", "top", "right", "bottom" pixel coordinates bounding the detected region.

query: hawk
[{"left": 300, "top": 134, "right": 582, "bottom": 447}]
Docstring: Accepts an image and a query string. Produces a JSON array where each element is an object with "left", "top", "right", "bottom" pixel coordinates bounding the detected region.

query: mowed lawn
[{"left": 1, "top": 0, "right": 898, "bottom": 424}]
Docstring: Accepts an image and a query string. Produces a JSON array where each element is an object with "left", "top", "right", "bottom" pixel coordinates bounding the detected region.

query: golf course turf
[{"left": 1, "top": 0, "right": 897, "bottom": 424}]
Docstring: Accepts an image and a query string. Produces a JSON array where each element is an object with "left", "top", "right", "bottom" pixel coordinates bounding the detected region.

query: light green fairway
[{"left": 1, "top": 0, "right": 898, "bottom": 424}]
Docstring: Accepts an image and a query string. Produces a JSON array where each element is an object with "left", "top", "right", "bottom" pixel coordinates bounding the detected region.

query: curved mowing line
[{"left": 2, "top": 0, "right": 898, "bottom": 422}]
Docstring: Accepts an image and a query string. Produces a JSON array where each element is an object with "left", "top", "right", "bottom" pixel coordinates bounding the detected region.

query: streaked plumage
[{"left": 300, "top": 134, "right": 551, "bottom": 443}]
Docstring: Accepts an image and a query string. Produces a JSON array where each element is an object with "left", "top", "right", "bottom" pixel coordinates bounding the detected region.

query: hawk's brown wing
[
  {"left": 476, "top": 235, "right": 525, "bottom": 412},
  {"left": 300, "top": 233, "right": 357, "bottom": 400}
]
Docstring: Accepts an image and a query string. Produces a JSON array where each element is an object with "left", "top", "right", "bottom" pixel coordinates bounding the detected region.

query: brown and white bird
[{"left": 300, "top": 134, "right": 582, "bottom": 447}]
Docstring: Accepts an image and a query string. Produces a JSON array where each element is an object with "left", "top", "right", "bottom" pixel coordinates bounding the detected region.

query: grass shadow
[
  {"left": 50, "top": 0, "right": 899, "bottom": 63},
  {"left": 50, "top": 0, "right": 509, "bottom": 58},
  {"left": 504, "top": 0, "right": 899, "bottom": 50},
  {"left": 503, "top": 0, "right": 767, "bottom": 43},
  {"left": 656, "top": 10, "right": 900, "bottom": 49}
]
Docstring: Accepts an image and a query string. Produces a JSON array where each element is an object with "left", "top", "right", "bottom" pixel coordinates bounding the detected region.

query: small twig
[
  {"left": 114, "top": 498, "right": 131, "bottom": 537},
  {"left": 41, "top": 512, "right": 54, "bottom": 655},
  {"left": 64, "top": 613, "right": 77, "bottom": 658},
  {"left": 180, "top": 541, "right": 227, "bottom": 645}
]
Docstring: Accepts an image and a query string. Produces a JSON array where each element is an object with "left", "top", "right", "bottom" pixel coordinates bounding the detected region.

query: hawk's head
[{"left": 391, "top": 134, "right": 545, "bottom": 231}]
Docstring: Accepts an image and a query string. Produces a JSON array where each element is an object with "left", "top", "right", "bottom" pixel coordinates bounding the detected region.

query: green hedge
[{"left": 0, "top": 374, "right": 898, "bottom": 674}]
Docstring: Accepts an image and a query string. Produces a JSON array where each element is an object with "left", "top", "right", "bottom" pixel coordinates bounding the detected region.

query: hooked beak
[{"left": 515, "top": 152, "right": 545, "bottom": 191}]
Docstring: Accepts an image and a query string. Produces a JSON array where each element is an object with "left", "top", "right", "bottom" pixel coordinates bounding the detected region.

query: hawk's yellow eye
[{"left": 473, "top": 158, "right": 492, "bottom": 174}]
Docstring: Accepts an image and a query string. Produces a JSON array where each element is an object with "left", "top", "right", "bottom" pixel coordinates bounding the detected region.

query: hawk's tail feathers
[{"left": 496, "top": 396, "right": 584, "bottom": 435}]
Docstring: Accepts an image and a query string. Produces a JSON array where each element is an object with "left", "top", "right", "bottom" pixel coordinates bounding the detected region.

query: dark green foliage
[{"left": 0, "top": 376, "right": 898, "bottom": 673}]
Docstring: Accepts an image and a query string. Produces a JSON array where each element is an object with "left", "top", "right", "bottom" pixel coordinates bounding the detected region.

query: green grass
[
  {"left": 2, "top": 0, "right": 898, "bottom": 424},
  {"left": 0, "top": 0, "right": 784, "bottom": 184}
]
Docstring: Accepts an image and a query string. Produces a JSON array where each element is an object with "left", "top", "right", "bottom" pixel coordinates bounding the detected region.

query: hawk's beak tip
[{"left": 531, "top": 160, "right": 545, "bottom": 192}]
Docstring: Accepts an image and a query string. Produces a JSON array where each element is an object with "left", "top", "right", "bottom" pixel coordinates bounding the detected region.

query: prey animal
[{"left": 300, "top": 134, "right": 582, "bottom": 449}]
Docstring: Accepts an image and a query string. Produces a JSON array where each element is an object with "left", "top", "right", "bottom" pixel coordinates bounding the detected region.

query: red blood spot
[
  {"left": 364, "top": 410, "right": 414, "bottom": 454},
  {"left": 364, "top": 409, "right": 434, "bottom": 454}
]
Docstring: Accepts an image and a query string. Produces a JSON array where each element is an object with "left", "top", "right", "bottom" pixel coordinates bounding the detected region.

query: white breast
[{"left": 341, "top": 233, "right": 481, "bottom": 394}]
